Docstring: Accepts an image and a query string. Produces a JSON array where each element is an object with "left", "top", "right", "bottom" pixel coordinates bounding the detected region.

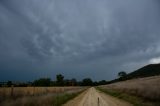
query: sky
[{"left": 0, "top": 0, "right": 160, "bottom": 81}]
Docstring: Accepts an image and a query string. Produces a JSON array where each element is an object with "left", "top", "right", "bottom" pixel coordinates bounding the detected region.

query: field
[
  {"left": 0, "top": 86, "right": 86, "bottom": 106},
  {"left": 99, "top": 75, "right": 160, "bottom": 105}
]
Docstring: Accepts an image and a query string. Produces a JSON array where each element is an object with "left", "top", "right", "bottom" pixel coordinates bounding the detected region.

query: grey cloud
[{"left": 0, "top": 0, "right": 160, "bottom": 81}]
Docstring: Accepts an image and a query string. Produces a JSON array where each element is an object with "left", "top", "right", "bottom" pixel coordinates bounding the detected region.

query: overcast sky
[{"left": 0, "top": 0, "right": 160, "bottom": 81}]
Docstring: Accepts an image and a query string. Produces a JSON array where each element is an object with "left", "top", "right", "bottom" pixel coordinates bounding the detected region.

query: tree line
[
  {"left": 1, "top": 74, "right": 108, "bottom": 87},
  {"left": 1, "top": 71, "right": 128, "bottom": 87},
  {"left": 33, "top": 74, "right": 109, "bottom": 86}
]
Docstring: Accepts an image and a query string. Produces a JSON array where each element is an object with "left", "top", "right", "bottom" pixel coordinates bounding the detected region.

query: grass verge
[
  {"left": 53, "top": 90, "right": 84, "bottom": 106},
  {"left": 96, "top": 87, "right": 158, "bottom": 106},
  {"left": 0, "top": 89, "right": 86, "bottom": 106}
]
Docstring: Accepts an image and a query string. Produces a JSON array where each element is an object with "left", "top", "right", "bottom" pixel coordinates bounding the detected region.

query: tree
[
  {"left": 56, "top": 74, "right": 64, "bottom": 86},
  {"left": 33, "top": 78, "right": 51, "bottom": 86},
  {"left": 81, "top": 78, "right": 93, "bottom": 86},
  {"left": 118, "top": 71, "right": 127, "bottom": 81},
  {"left": 7, "top": 81, "right": 12, "bottom": 87},
  {"left": 71, "top": 78, "right": 77, "bottom": 86},
  {"left": 118, "top": 71, "right": 127, "bottom": 78},
  {"left": 93, "top": 81, "right": 98, "bottom": 86},
  {"left": 98, "top": 80, "right": 107, "bottom": 85}
]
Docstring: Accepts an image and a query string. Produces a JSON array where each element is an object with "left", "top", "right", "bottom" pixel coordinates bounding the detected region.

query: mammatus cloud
[{"left": 0, "top": 0, "right": 160, "bottom": 81}]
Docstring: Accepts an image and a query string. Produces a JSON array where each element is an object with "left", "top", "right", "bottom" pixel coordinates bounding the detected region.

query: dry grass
[
  {"left": 0, "top": 89, "right": 85, "bottom": 106},
  {"left": 0, "top": 86, "right": 85, "bottom": 104},
  {"left": 100, "top": 76, "right": 160, "bottom": 101},
  {"left": 0, "top": 94, "right": 55, "bottom": 106}
]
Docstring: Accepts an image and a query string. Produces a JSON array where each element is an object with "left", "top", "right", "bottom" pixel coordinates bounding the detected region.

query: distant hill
[
  {"left": 107, "top": 63, "right": 160, "bottom": 84},
  {"left": 126, "top": 63, "right": 160, "bottom": 79}
]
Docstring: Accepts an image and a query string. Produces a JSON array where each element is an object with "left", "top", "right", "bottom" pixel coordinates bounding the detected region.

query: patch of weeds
[{"left": 53, "top": 90, "right": 84, "bottom": 106}]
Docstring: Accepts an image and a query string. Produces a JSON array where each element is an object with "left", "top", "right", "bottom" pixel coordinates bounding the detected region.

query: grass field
[
  {"left": 0, "top": 86, "right": 86, "bottom": 106},
  {"left": 99, "top": 75, "right": 160, "bottom": 106}
]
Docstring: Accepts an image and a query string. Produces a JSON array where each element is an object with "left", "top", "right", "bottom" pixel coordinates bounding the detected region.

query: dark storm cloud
[{"left": 0, "top": 0, "right": 160, "bottom": 81}]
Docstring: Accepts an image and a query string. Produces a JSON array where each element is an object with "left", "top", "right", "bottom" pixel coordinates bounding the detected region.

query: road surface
[{"left": 64, "top": 87, "right": 133, "bottom": 106}]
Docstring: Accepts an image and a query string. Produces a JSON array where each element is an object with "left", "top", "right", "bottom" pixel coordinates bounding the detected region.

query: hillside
[
  {"left": 107, "top": 63, "right": 160, "bottom": 84},
  {"left": 126, "top": 63, "right": 160, "bottom": 79},
  {"left": 100, "top": 75, "right": 160, "bottom": 106}
]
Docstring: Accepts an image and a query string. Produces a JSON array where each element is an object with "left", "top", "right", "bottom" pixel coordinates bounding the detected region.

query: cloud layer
[{"left": 0, "top": 0, "right": 160, "bottom": 81}]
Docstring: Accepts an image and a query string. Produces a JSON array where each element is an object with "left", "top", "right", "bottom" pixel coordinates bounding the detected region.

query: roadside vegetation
[
  {"left": 0, "top": 74, "right": 92, "bottom": 106},
  {"left": 0, "top": 87, "right": 84, "bottom": 102},
  {"left": 97, "top": 75, "right": 160, "bottom": 106},
  {"left": 97, "top": 87, "right": 151, "bottom": 106},
  {"left": 53, "top": 90, "right": 84, "bottom": 106},
  {"left": 0, "top": 87, "right": 86, "bottom": 106}
]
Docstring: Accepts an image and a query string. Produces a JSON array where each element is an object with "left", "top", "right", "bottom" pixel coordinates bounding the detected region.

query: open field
[
  {"left": 99, "top": 75, "right": 160, "bottom": 106},
  {"left": 0, "top": 86, "right": 86, "bottom": 106}
]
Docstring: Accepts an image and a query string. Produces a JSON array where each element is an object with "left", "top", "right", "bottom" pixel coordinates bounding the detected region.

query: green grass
[
  {"left": 96, "top": 87, "right": 156, "bottom": 106},
  {"left": 53, "top": 90, "right": 84, "bottom": 106}
]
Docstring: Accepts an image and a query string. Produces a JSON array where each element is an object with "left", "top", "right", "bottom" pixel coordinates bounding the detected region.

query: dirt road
[{"left": 64, "top": 87, "right": 133, "bottom": 106}]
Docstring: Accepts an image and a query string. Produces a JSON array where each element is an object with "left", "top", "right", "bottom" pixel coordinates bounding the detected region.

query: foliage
[
  {"left": 2, "top": 74, "right": 109, "bottom": 87},
  {"left": 118, "top": 71, "right": 127, "bottom": 81},
  {"left": 53, "top": 91, "right": 82, "bottom": 106},
  {"left": 33, "top": 78, "right": 51, "bottom": 86},
  {"left": 98, "top": 80, "right": 107, "bottom": 85},
  {"left": 81, "top": 78, "right": 93, "bottom": 86},
  {"left": 118, "top": 71, "right": 127, "bottom": 78},
  {"left": 7, "top": 81, "right": 12, "bottom": 87},
  {"left": 97, "top": 87, "right": 146, "bottom": 106},
  {"left": 56, "top": 74, "right": 64, "bottom": 86},
  {"left": 64, "top": 78, "right": 77, "bottom": 86}
]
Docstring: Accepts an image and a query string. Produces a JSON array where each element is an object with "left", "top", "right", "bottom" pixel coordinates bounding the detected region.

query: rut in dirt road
[{"left": 64, "top": 87, "right": 133, "bottom": 106}]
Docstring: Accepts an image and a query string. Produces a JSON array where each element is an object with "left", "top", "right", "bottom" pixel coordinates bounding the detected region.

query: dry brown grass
[
  {"left": 0, "top": 87, "right": 85, "bottom": 106},
  {"left": 0, "top": 94, "right": 55, "bottom": 106},
  {"left": 0, "top": 86, "right": 84, "bottom": 103},
  {"left": 100, "top": 75, "right": 160, "bottom": 101}
]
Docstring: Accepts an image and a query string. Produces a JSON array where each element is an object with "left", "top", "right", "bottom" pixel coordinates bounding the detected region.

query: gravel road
[{"left": 64, "top": 87, "right": 133, "bottom": 106}]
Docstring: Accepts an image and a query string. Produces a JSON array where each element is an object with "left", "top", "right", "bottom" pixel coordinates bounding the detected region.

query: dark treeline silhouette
[
  {"left": 0, "top": 74, "right": 108, "bottom": 87},
  {"left": 33, "top": 74, "right": 108, "bottom": 87},
  {"left": 35, "top": 63, "right": 160, "bottom": 86},
  {"left": 2, "top": 63, "right": 159, "bottom": 87}
]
